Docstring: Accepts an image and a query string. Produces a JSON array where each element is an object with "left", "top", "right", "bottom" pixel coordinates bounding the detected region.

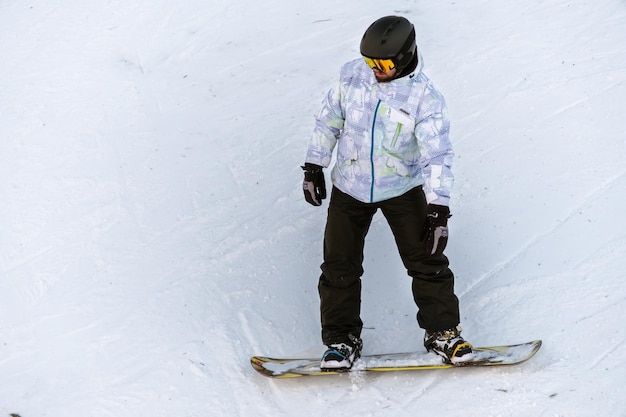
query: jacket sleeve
[
  {"left": 416, "top": 83, "right": 454, "bottom": 206},
  {"left": 304, "top": 78, "right": 345, "bottom": 168}
]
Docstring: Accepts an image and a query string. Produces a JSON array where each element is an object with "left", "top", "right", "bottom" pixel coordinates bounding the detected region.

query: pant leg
[
  {"left": 319, "top": 187, "right": 377, "bottom": 344},
  {"left": 379, "top": 187, "right": 460, "bottom": 332}
]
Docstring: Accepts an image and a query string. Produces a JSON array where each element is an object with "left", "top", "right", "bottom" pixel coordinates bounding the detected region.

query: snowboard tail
[{"left": 250, "top": 340, "right": 542, "bottom": 378}]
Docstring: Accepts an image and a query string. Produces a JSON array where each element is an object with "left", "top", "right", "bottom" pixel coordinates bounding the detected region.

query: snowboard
[{"left": 250, "top": 339, "right": 541, "bottom": 378}]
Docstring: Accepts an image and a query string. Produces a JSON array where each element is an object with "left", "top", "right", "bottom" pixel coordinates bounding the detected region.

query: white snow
[{"left": 1, "top": 0, "right": 625, "bottom": 416}]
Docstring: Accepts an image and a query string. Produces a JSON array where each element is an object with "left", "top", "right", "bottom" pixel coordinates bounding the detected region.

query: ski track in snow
[
  {"left": 1, "top": 0, "right": 626, "bottom": 416},
  {"left": 459, "top": 166, "right": 626, "bottom": 300}
]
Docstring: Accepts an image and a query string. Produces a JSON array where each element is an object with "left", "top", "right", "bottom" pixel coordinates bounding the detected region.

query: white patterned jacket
[{"left": 305, "top": 54, "right": 454, "bottom": 205}]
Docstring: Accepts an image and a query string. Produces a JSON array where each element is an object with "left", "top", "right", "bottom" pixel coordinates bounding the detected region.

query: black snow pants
[{"left": 318, "top": 186, "right": 460, "bottom": 345}]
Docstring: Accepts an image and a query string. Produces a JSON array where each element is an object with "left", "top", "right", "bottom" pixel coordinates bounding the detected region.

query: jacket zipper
[{"left": 370, "top": 100, "right": 381, "bottom": 203}]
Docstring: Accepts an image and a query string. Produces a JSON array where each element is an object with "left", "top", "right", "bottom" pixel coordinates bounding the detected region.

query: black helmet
[{"left": 360, "top": 16, "right": 416, "bottom": 72}]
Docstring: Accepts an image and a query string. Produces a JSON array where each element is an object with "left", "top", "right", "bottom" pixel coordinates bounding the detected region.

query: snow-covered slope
[{"left": 1, "top": 1, "right": 625, "bottom": 416}]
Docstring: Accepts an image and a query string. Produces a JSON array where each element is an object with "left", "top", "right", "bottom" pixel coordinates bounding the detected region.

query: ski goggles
[{"left": 363, "top": 56, "right": 396, "bottom": 72}]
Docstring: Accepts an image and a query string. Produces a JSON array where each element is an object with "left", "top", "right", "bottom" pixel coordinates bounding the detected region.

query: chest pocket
[{"left": 383, "top": 104, "right": 416, "bottom": 149}]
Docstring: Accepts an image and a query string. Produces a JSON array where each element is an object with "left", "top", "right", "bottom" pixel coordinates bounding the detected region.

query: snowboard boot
[
  {"left": 320, "top": 334, "right": 363, "bottom": 371},
  {"left": 424, "top": 326, "right": 474, "bottom": 364}
]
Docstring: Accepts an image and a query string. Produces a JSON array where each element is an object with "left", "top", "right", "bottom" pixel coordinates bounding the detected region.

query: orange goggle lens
[{"left": 363, "top": 57, "right": 396, "bottom": 72}]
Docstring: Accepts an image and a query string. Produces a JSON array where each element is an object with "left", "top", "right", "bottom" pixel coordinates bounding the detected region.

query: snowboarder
[{"left": 302, "top": 15, "right": 473, "bottom": 370}]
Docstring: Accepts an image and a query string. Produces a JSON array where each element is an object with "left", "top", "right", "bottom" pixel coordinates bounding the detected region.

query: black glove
[
  {"left": 302, "top": 163, "right": 326, "bottom": 206},
  {"left": 424, "top": 204, "right": 451, "bottom": 256}
]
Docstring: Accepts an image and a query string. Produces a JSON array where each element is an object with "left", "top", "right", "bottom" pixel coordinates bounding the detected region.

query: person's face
[
  {"left": 363, "top": 57, "right": 397, "bottom": 82},
  {"left": 373, "top": 67, "right": 397, "bottom": 82}
]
